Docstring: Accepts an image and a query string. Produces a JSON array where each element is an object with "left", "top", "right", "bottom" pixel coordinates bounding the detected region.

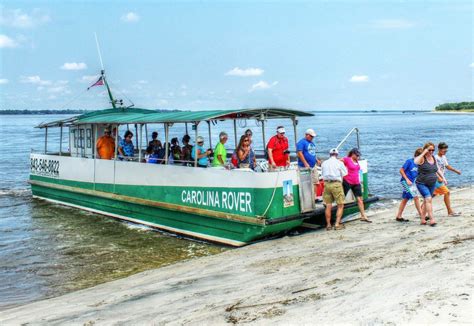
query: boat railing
[{"left": 335, "top": 127, "right": 360, "bottom": 151}]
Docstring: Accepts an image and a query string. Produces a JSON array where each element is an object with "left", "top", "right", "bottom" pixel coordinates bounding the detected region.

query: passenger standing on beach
[
  {"left": 191, "top": 136, "right": 211, "bottom": 168},
  {"left": 342, "top": 148, "right": 371, "bottom": 223},
  {"left": 433, "top": 142, "right": 462, "bottom": 216},
  {"left": 212, "top": 132, "right": 228, "bottom": 167},
  {"left": 395, "top": 148, "right": 424, "bottom": 223},
  {"left": 267, "top": 126, "right": 290, "bottom": 169},
  {"left": 321, "top": 148, "right": 347, "bottom": 230},
  {"left": 296, "top": 129, "right": 321, "bottom": 198},
  {"left": 96, "top": 127, "right": 115, "bottom": 160},
  {"left": 414, "top": 142, "right": 443, "bottom": 226}
]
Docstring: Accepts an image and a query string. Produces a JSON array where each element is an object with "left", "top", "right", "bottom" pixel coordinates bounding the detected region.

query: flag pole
[{"left": 94, "top": 32, "right": 117, "bottom": 109}]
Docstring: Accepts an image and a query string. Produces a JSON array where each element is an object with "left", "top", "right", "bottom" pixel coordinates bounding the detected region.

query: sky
[{"left": 0, "top": 0, "right": 472, "bottom": 111}]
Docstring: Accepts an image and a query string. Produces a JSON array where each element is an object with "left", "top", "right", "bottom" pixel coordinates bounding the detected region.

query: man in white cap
[
  {"left": 267, "top": 126, "right": 290, "bottom": 169},
  {"left": 321, "top": 148, "right": 348, "bottom": 230},
  {"left": 297, "top": 128, "right": 321, "bottom": 198},
  {"left": 191, "top": 136, "right": 211, "bottom": 167}
]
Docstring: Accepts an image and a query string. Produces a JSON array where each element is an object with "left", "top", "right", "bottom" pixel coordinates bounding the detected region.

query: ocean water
[{"left": 0, "top": 111, "right": 473, "bottom": 310}]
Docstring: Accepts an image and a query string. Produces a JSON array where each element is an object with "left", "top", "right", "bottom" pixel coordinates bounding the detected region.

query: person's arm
[
  {"left": 267, "top": 148, "right": 276, "bottom": 167},
  {"left": 96, "top": 140, "right": 101, "bottom": 159},
  {"left": 237, "top": 148, "right": 249, "bottom": 161},
  {"left": 297, "top": 151, "right": 309, "bottom": 168},
  {"left": 414, "top": 149, "right": 427, "bottom": 165},
  {"left": 117, "top": 142, "right": 125, "bottom": 156},
  {"left": 399, "top": 168, "right": 412, "bottom": 185},
  {"left": 340, "top": 161, "right": 348, "bottom": 177},
  {"left": 446, "top": 165, "right": 461, "bottom": 175},
  {"left": 197, "top": 149, "right": 210, "bottom": 159}
]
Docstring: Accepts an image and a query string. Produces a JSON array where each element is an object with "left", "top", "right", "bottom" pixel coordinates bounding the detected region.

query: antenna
[{"left": 94, "top": 32, "right": 104, "bottom": 70}]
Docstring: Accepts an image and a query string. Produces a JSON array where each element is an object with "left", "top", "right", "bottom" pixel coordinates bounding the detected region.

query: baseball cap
[
  {"left": 276, "top": 126, "right": 286, "bottom": 134},
  {"left": 329, "top": 148, "right": 339, "bottom": 155},
  {"left": 196, "top": 136, "right": 204, "bottom": 143},
  {"left": 305, "top": 128, "right": 316, "bottom": 137}
]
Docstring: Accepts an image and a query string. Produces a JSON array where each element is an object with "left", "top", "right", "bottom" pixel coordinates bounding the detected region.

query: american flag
[{"left": 87, "top": 76, "right": 104, "bottom": 90}]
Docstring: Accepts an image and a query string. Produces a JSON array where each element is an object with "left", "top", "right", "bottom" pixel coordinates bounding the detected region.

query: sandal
[
  {"left": 326, "top": 226, "right": 332, "bottom": 231},
  {"left": 360, "top": 218, "right": 372, "bottom": 223},
  {"left": 334, "top": 224, "right": 345, "bottom": 230},
  {"left": 448, "top": 212, "right": 461, "bottom": 217},
  {"left": 430, "top": 221, "right": 437, "bottom": 227},
  {"left": 396, "top": 217, "right": 409, "bottom": 222},
  {"left": 420, "top": 221, "right": 427, "bottom": 225}
]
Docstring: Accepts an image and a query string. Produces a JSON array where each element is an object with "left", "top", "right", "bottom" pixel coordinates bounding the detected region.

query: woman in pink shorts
[{"left": 342, "top": 148, "right": 371, "bottom": 223}]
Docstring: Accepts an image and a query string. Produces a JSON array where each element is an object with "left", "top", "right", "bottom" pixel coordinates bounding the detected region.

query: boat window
[
  {"left": 71, "top": 129, "right": 77, "bottom": 148},
  {"left": 86, "top": 128, "right": 92, "bottom": 148},
  {"left": 79, "top": 128, "right": 85, "bottom": 149}
]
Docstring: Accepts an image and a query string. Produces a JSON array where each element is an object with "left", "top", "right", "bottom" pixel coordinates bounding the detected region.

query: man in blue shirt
[
  {"left": 396, "top": 148, "right": 423, "bottom": 222},
  {"left": 191, "top": 136, "right": 211, "bottom": 167},
  {"left": 297, "top": 129, "right": 321, "bottom": 198}
]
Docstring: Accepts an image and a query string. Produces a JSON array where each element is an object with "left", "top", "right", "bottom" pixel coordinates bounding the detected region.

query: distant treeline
[
  {"left": 0, "top": 109, "right": 89, "bottom": 115},
  {"left": 434, "top": 102, "right": 474, "bottom": 111},
  {"left": 0, "top": 109, "right": 182, "bottom": 115}
]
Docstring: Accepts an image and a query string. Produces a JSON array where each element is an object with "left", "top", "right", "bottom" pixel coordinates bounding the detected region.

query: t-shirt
[
  {"left": 343, "top": 156, "right": 360, "bottom": 185},
  {"left": 191, "top": 144, "right": 208, "bottom": 166},
  {"left": 212, "top": 142, "right": 227, "bottom": 167},
  {"left": 267, "top": 135, "right": 289, "bottom": 167},
  {"left": 296, "top": 138, "right": 317, "bottom": 168},
  {"left": 400, "top": 158, "right": 418, "bottom": 182},
  {"left": 435, "top": 154, "right": 449, "bottom": 175},
  {"left": 96, "top": 135, "right": 115, "bottom": 160},
  {"left": 119, "top": 139, "right": 134, "bottom": 157}
]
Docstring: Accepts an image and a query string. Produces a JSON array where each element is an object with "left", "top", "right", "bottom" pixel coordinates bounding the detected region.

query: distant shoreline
[{"left": 431, "top": 110, "right": 474, "bottom": 115}]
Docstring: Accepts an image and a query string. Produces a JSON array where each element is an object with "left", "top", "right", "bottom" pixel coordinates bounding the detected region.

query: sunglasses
[
  {"left": 198, "top": 142, "right": 204, "bottom": 144},
  {"left": 428, "top": 149, "right": 435, "bottom": 152},
  {"left": 244, "top": 139, "right": 250, "bottom": 142}
]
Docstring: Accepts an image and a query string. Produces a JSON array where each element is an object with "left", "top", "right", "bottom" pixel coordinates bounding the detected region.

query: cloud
[
  {"left": 121, "top": 12, "right": 140, "bottom": 23},
  {"left": 47, "top": 86, "right": 68, "bottom": 93},
  {"left": 61, "top": 62, "right": 87, "bottom": 70},
  {"left": 0, "top": 34, "right": 18, "bottom": 48},
  {"left": 370, "top": 19, "right": 415, "bottom": 29},
  {"left": 0, "top": 8, "right": 50, "bottom": 28},
  {"left": 0, "top": 78, "right": 8, "bottom": 84},
  {"left": 137, "top": 80, "right": 148, "bottom": 84},
  {"left": 349, "top": 75, "right": 369, "bottom": 83},
  {"left": 249, "top": 80, "right": 278, "bottom": 92},
  {"left": 20, "top": 75, "right": 52, "bottom": 85},
  {"left": 470, "top": 63, "right": 474, "bottom": 68},
  {"left": 226, "top": 67, "right": 264, "bottom": 77}
]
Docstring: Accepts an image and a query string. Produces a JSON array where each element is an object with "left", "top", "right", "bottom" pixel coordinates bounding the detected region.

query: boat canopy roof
[{"left": 36, "top": 107, "right": 314, "bottom": 128}]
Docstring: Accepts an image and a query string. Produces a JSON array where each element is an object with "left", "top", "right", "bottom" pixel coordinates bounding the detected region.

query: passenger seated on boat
[
  {"left": 236, "top": 135, "right": 256, "bottom": 170},
  {"left": 267, "top": 126, "right": 290, "bottom": 169},
  {"left": 145, "top": 146, "right": 159, "bottom": 164},
  {"left": 212, "top": 132, "right": 228, "bottom": 167},
  {"left": 118, "top": 130, "right": 135, "bottom": 159},
  {"left": 181, "top": 135, "right": 193, "bottom": 166},
  {"left": 96, "top": 127, "right": 115, "bottom": 160},
  {"left": 148, "top": 131, "right": 162, "bottom": 153},
  {"left": 191, "top": 136, "right": 211, "bottom": 168},
  {"left": 170, "top": 137, "right": 182, "bottom": 163},
  {"left": 157, "top": 142, "right": 170, "bottom": 164}
]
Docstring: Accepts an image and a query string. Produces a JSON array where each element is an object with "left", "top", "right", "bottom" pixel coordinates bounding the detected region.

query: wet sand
[{"left": 1, "top": 187, "right": 473, "bottom": 325}]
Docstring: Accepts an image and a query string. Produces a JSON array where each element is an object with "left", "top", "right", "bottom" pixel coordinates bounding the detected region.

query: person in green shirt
[{"left": 212, "top": 132, "right": 228, "bottom": 167}]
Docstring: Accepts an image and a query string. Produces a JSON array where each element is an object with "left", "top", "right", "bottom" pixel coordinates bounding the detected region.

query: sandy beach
[{"left": 1, "top": 187, "right": 472, "bottom": 325}]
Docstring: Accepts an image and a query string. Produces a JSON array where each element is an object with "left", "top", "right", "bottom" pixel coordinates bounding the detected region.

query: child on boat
[{"left": 396, "top": 148, "right": 424, "bottom": 222}]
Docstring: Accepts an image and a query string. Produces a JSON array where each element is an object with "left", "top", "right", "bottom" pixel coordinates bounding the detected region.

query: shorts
[
  {"left": 343, "top": 180, "right": 362, "bottom": 198},
  {"left": 401, "top": 180, "right": 419, "bottom": 200},
  {"left": 416, "top": 182, "right": 436, "bottom": 198},
  {"left": 323, "top": 181, "right": 345, "bottom": 205},
  {"left": 433, "top": 181, "right": 449, "bottom": 196},
  {"left": 311, "top": 166, "right": 320, "bottom": 184}
]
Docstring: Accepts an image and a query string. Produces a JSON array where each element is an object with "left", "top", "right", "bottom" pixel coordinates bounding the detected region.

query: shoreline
[
  {"left": 430, "top": 111, "right": 474, "bottom": 115},
  {"left": 1, "top": 187, "right": 473, "bottom": 324}
]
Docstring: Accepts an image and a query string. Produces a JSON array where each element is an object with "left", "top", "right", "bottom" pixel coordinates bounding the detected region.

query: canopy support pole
[
  {"left": 185, "top": 122, "right": 189, "bottom": 135},
  {"left": 113, "top": 124, "right": 119, "bottom": 193},
  {"left": 233, "top": 120, "right": 237, "bottom": 148},
  {"left": 145, "top": 124, "right": 148, "bottom": 145},
  {"left": 208, "top": 121, "right": 212, "bottom": 149},
  {"left": 292, "top": 117, "right": 298, "bottom": 157},
  {"left": 261, "top": 120, "right": 266, "bottom": 151},
  {"left": 138, "top": 124, "right": 143, "bottom": 162},
  {"left": 194, "top": 122, "right": 198, "bottom": 167},
  {"left": 93, "top": 124, "right": 98, "bottom": 190},
  {"left": 44, "top": 127, "right": 48, "bottom": 154},
  {"left": 134, "top": 124, "right": 138, "bottom": 149},
  {"left": 59, "top": 125, "right": 63, "bottom": 156},
  {"left": 164, "top": 123, "right": 169, "bottom": 164}
]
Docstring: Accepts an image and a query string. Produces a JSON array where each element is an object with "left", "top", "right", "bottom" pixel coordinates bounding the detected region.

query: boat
[{"left": 29, "top": 71, "right": 378, "bottom": 246}]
